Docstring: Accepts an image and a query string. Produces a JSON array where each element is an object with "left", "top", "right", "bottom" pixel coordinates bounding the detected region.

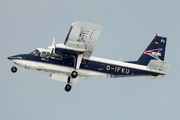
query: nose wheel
[{"left": 11, "top": 66, "right": 17, "bottom": 73}]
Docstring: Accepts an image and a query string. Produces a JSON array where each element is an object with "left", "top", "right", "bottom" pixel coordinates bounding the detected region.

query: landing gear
[
  {"left": 65, "top": 76, "right": 72, "bottom": 92},
  {"left": 71, "top": 70, "right": 78, "bottom": 78},
  {"left": 64, "top": 54, "right": 83, "bottom": 92},
  {"left": 11, "top": 66, "right": 17, "bottom": 73},
  {"left": 71, "top": 54, "right": 83, "bottom": 78},
  {"left": 64, "top": 84, "right": 72, "bottom": 92}
]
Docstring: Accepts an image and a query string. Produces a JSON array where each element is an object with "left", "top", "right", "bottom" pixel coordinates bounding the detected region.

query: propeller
[{"left": 48, "top": 35, "right": 56, "bottom": 55}]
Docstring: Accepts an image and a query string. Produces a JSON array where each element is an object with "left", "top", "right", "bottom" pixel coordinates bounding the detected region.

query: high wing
[
  {"left": 63, "top": 22, "right": 102, "bottom": 58},
  {"left": 52, "top": 22, "right": 103, "bottom": 82}
]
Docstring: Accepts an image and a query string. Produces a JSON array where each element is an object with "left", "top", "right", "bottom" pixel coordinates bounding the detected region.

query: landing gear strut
[
  {"left": 11, "top": 66, "right": 17, "bottom": 73},
  {"left": 71, "top": 54, "right": 83, "bottom": 79},
  {"left": 64, "top": 76, "right": 72, "bottom": 92},
  {"left": 64, "top": 54, "right": 83, "bottom": 92}
]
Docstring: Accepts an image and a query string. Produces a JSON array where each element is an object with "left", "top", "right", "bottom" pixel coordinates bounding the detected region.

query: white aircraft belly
[{"left": 12, "top": 59, "right": 109, "bottom": 79}]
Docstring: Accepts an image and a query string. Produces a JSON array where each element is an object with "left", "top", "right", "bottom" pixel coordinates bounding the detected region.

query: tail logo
[{"left": 144, "top": 48, "right": 162, "bottom": 60}]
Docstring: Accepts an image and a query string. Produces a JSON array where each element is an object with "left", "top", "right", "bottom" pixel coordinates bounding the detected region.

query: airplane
[{"left": 7, "top": 22, "right": 171, "bottom": 92}]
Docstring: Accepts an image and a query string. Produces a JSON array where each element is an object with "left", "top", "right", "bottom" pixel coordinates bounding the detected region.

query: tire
[
  {"left": 64, "top": 84, "right": 72, "bottom": 92},
  {"left": 11, "top": 67, "right": 17, "bottom": 73},
  {"left": 71, "top": 70, "right": 78, "bottom": 78}
]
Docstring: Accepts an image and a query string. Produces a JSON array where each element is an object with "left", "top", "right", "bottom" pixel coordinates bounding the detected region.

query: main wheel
[
  {"left": 11, "top": 66, "right": 17, "bottom": 73},
  {"left": 71, "top": 70, "right": 78, "bottom": 78},
  {"left": 64, "top": 84, "right": 72, "bottom": 92}
]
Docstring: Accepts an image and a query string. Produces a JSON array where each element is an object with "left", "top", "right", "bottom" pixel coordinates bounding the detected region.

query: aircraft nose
[
  {"left": 7, "top": 55, "right": 24, "bottom": 60},
  {"left": 7, "top": 56, "right": 13, "bottom": 60}
]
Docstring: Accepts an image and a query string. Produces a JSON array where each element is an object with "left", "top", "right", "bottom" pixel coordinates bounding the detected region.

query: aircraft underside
[{"left": 10, "top": 56, "right": 167, "bottom": 81}]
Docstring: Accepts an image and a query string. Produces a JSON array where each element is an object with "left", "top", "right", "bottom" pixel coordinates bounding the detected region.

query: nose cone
[
  {"left": 7, "top": 55, "right": 24, "bottom": 60},
  {"left": 7, "top": 56, "right": 13, "bottom": 60}
]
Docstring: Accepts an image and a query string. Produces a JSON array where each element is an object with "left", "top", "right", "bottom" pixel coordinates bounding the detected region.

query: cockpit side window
[
  {"left": 40, "top": 51, "right": 50, "bottom": 58},
  {"left": 30, "top": 50, "right": 40, "bottom": 56}
]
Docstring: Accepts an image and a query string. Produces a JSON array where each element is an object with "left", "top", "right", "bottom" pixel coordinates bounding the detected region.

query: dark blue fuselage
[{"left": 8, "top": 53, "right": 161, "bottom": 78}]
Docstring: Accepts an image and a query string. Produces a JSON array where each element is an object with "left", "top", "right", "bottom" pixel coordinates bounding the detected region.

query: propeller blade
[
  {"left": 48, "top": 35, "right": 56, "bottom": 56},
  {"left": 52, "top": 35, "right": 55, "bottom": 46},
  {"left": 48, "top": 35, "right": 56, "bottom": 49}
]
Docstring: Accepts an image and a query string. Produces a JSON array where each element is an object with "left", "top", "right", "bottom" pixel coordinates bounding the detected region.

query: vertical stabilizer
[{"left": 137, "top": 35, "right": 167, "bottom": 66}]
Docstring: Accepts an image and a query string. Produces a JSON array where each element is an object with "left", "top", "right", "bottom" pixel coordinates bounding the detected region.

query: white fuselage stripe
[{"left": 12, "top": 59, "right": 110, "bottom": 78}]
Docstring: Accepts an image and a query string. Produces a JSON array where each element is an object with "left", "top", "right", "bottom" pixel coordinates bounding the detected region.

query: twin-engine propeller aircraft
[{"left": 8, "top": 22, "right": 171, "bottom": 92}]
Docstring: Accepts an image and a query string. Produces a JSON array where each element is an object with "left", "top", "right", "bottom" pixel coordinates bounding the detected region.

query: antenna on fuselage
[{"left": 118, "top": 57, "right": 122, "bottom": 61}]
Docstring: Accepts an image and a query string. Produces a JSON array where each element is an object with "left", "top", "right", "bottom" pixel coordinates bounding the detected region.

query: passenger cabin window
[
  {"left": 30, "top": 49, "right": 40, "bottom": 56},
  {"left": 81, "top": 59, "right": 86, "bottom": 64},
  {"left": 50, "top": 53, "right": 62, "bottom": 60},
  {"left": 40, "top": 51, "right": 50, "bottom": 57}
]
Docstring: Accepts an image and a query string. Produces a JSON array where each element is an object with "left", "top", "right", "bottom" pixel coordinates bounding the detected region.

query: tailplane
[{"left": 136, "top": 35, "right": 167, "bottom": 66}]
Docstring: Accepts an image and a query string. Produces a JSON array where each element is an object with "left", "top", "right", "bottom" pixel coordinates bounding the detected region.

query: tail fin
[{"left": 136, "top": 35, "right": 167, "bottom": 66}]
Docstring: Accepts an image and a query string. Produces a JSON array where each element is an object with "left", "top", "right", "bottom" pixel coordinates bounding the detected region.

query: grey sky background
[{"left": 1, "top": 0, "right": 180, "bottom": 120}]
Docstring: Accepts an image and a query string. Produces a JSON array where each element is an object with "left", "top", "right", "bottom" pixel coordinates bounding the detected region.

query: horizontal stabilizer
[{"left": 147, "top": 60, "right": 171, "bottom": 73}]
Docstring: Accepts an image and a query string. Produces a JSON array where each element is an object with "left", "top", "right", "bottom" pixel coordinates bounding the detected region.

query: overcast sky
[{"left": 1, "top": 0, "right": 180, "bottom": 120}]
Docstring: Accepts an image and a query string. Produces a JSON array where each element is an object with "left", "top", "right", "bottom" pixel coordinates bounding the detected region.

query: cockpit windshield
[
  {"left": 30, "top": 49, "right": 40, "bottom": 56},
  {"left": 30, "top": 49, "right": 50, "bottom": 58}
]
